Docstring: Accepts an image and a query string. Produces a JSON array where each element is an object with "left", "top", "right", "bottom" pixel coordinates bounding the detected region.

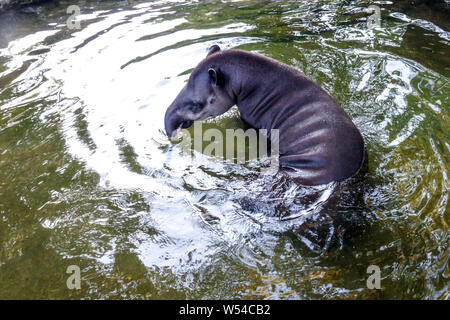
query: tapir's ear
[
  {"left": 208, "top": 67, "right": 224, "bottom": 87},
  {"left": 207, "top": 45, "right": 221, "bottom": 57}
]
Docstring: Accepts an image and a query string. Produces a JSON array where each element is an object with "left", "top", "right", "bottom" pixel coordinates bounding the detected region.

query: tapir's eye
[{"left": 189, "top": 101, "right": 204, "bottom": 113}]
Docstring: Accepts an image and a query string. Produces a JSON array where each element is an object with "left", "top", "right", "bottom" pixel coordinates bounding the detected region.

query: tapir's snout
[
  {"left": 164, "top": 103, "right": 193, "bottom": 139},
  {"left": 164, "top": 105, "right": 177, "bottom": 138}
]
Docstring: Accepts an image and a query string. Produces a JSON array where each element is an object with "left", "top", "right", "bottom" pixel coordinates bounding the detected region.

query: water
[{"left": 0, "top": 0, "right": 448, "bottom": 299}]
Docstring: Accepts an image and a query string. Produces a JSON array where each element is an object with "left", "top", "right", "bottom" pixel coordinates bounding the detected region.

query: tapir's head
[{"left": 164, "top": 45, "right": 235, "bottom": 139}]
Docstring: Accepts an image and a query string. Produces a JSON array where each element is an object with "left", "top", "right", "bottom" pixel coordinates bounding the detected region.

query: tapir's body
[{"left": 164, "top": 46, "right": 365, "bottom": 186}]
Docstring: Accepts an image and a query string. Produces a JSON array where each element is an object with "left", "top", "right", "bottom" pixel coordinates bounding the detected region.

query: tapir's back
[{"left": 219, "top": 50, "right": 365, "bottom": 185}]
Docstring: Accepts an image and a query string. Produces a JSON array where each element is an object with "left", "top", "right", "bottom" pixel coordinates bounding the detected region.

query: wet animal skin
[{"left": 164, "top": 45, "right": 365, "bottom": 186}]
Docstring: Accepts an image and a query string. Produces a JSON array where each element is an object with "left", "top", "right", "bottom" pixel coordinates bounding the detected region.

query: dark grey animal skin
[{"left": 164, "top": 45, "right": 365, "bottom": 186}]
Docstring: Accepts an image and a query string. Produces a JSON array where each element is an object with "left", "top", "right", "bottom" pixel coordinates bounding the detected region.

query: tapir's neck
[
  {"left": 210, "top": 50, "right": 303, "bottom": 129},
  {"left": 216, "top": 51, "right": 274, "bottom": 104}
]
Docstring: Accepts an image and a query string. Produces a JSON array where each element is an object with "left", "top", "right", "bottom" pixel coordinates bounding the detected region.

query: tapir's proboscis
[{"left": 164, "top": 45, "right": 365, "bottom": 186}]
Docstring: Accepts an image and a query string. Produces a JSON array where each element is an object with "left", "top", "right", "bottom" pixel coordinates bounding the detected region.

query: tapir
[{"left": 164, "top": 45, "right": 365, "bottom": 186}]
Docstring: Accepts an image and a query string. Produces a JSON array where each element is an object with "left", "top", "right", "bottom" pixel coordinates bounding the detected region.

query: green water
[{"left": 0, "top": 0, "right": 448, "bottom": 299}]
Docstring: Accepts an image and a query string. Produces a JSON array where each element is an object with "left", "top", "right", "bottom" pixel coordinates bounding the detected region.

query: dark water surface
[{"left": 0, "top": 0, "right": 448, "bottom": 299}]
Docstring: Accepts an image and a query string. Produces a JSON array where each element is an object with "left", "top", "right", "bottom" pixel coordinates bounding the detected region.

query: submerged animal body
[{"left": 164, "top": 45, "right": 365, "bottom": 186}]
